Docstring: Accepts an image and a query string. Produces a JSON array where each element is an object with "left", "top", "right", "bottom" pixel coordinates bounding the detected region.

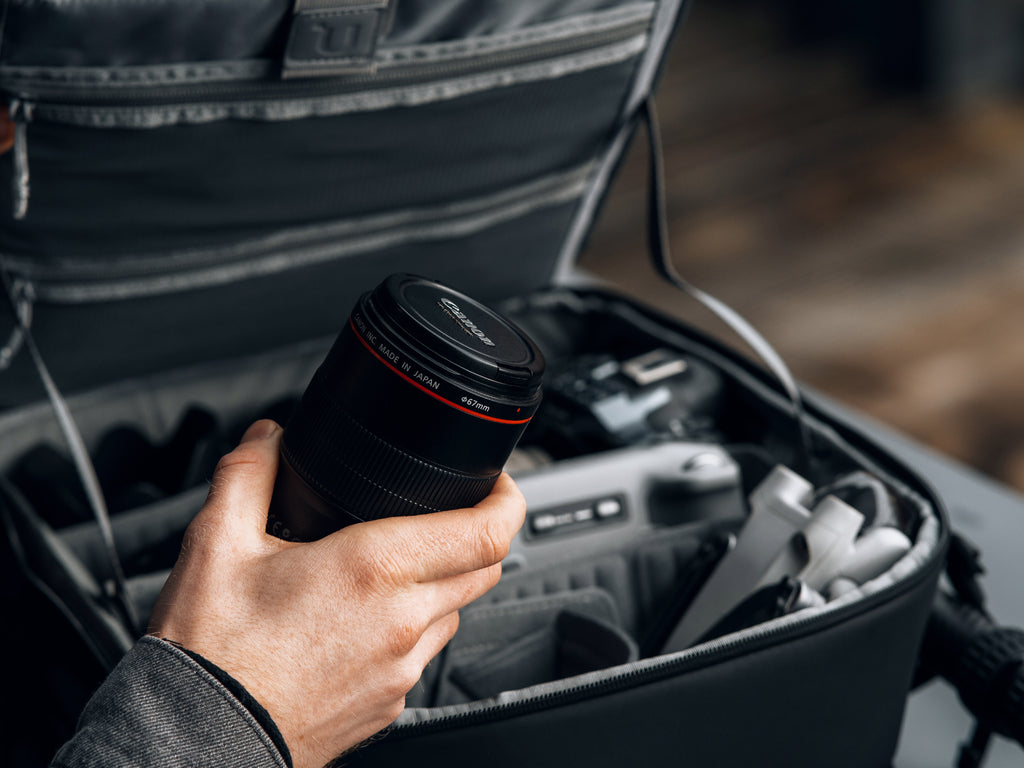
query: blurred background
[{"left": 578, "top": 0, "right": 1024, "bottom": 492}]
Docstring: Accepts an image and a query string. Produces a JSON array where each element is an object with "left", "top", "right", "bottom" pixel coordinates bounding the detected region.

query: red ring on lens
[{"left": 349, "top": 318, "right": 533, "bottom": 425}]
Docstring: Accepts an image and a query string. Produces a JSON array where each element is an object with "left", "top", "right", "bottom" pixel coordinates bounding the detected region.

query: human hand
[{"left": 149, "top": 420, "right": 525, "bottom": 768}]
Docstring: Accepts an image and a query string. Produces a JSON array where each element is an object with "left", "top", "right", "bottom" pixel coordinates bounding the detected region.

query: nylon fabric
[
  {"left": 50, "top": 637, "right": 289, "bottom": 768},
  {"left": 1, "top": 65, "right": 632, "bottom": 258}
]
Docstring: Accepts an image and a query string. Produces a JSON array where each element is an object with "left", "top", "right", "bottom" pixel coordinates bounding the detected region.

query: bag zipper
[
  {"left": 390, "top": 535, "right": 944, "bottom": 739},
  {"left": 0, "top": 12, "right": 653, "bottom": 116}
]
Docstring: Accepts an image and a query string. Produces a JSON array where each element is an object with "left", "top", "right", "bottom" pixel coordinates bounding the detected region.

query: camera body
[
  {"left": 535, "top": 347, "right": 724, "bottom": 455},
  {"left": 506, "top": 441, "right": 745, "bottom": 571}
]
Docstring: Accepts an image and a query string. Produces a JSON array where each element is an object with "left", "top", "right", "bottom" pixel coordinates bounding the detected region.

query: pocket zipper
[{"left": 1, "top": 13, "right": 653, "bottom": 116}]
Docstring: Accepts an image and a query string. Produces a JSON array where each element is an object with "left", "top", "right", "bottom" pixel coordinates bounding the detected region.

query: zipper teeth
[
  {"left": 390, "top": 542, "right": 943, "bottom": 739},
  {"left": 5, "top": 19, "right": 651, "bottom": 108}
]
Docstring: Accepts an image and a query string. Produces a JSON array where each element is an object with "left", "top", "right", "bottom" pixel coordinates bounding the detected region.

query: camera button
[
  {"left": 596, "top": 498, "right": 623, "bottom": 519},
  {"left": 531, "top": 513, "right": 559, "bottom": 533},
  {"left": 573, "top": 507, "right": 595, "bottom": 523}
]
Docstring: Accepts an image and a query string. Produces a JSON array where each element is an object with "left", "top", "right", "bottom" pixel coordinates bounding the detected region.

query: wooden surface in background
[{"left": 578, "top": 2, "right": 1024, "bottom": 490}]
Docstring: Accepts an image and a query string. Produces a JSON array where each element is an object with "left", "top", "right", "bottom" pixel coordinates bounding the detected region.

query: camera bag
[{"left": 0, "top": 1, "right": 953, "bottom": 766}]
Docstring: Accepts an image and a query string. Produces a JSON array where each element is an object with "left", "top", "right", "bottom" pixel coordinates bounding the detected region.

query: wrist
[{"left": 161, "top": 638, "right": 295, "bottom": 768}]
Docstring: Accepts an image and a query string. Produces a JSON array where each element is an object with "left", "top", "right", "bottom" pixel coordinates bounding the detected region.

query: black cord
[{"left": 640, "top": 96, "right": 815, "bottom": 477}]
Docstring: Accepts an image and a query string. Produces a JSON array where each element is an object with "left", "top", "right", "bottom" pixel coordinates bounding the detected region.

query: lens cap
[{"left": 368, "top": 274, "right": 544, "bottom": 394}]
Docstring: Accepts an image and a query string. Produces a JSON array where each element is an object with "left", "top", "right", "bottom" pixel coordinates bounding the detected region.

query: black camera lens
[{"left": 267, "top": 274, "right": 545, "bottom": 541}]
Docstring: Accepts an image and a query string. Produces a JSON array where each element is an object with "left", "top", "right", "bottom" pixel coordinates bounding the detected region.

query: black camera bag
[{"left": 0, "top": 1, "right": 960, "bottom": 766}]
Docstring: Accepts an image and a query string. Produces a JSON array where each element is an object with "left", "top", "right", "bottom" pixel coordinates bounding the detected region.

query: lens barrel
[{"left": 267, "top": 274, "right": 545, "bottom": 541}]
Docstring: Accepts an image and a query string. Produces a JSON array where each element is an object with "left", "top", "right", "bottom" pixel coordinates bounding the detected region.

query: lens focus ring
[{"left": 282, "top": 372, "right": 499, "bottom": 521}]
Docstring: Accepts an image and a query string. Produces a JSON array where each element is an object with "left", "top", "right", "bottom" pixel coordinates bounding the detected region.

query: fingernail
[{"left": 241, "top": 420, "right": 281, "bottom": 443}]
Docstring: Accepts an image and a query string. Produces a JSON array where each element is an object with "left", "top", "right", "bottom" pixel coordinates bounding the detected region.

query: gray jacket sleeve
[{"left": 50, "top": 635, "right": 289, "bottom": 768}]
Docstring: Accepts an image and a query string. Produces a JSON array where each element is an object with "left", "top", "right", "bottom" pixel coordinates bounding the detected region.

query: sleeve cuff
[
  {"left": 172, "top": 640, "right": 293, "bottom": 768},
  {"left": 51, "top": 636, "right": 291, "bottom": 768}
]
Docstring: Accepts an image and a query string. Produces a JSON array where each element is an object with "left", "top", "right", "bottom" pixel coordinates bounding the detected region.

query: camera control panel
[{"left": 505, "top": 441, "right": 745, "bottom": 570}]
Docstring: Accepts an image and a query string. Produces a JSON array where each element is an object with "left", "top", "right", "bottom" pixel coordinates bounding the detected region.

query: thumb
[{"left": 196, "top": 420, "right": 283, "bottom": 545}]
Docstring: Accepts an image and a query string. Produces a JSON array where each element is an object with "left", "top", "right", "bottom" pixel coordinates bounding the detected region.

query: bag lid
[{"left": 0, "top": 0, "right": 691, "bottom": 408}]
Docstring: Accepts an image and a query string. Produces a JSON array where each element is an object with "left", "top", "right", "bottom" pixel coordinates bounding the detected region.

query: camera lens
[{"left": 267, "top": 273, "right": 545, "bottom": 541}]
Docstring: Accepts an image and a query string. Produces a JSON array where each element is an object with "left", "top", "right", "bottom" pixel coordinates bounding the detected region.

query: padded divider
[
  {"left": 480, "top": 525, "right": 713, "bottom": 641},
  {"left": 404, "top": 525, "right": 722, "bottom": 707},
  {"left": 126, "top": 569, "right": 173, "bottom": 625},
  {"left": 0, "top": 338, "right": 325, "bottom": 468},
  {"left": 446, "top": 610, "right": 637, "bottom": 703},
  {"left": 418, "top": 588, "right": 631, "bottom": 707},
  {"left": 479, "top": 553, "right": 636, "bottom": 634},
  {"left": 0, "top": 478, "right": 134, "bottom": 669},
  {"left": 58, "top": 486, "right": 207, "bottom": 578},
  {"left": 630, "top": 531, "right": 704, "bottom": 633}
]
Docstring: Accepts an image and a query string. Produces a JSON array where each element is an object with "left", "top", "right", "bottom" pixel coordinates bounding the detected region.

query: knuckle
[
  {"left": 367, "top": 553, "right": 406, "bottom": 592},
  {"left": 339, "top": 533, "right": 385, "bottom": 583},
  {"left": 214, "top": 443, "right": 262, "bottom": 476},
  {"left": 381, "top": 695, "right": 407, "bottom": 726},
  {"left": 388, "top": 612, "right": 426, "bottom": 655},
  {"left": 346, "top": 547, "right": 379, "bottom": 584},
  {"left": 439, "top": 611, "right": 460, "bottom": 643},
  {"left": 212, "top": 453, "right": 233, "bottom": 477},
  {"left": 341, "top": 529, "right": 407, "bottom": 590},
  {"left": 180, "top": 518, "right": 217, "bottom": 558},
  {"left": 458, "top": 565, "right": 501, "bottom": 606},
  {"left": 479, "top": 516, "right": 511, "bottom": 565},
  {"left": 381, "top": 658, "right": 421, "bottom": 702},
  {"left": 481, "top": 562, "right": 503, "bottom": 591},
  {"left": 397, "top": 658, "right": 424, "bottom": 694}
]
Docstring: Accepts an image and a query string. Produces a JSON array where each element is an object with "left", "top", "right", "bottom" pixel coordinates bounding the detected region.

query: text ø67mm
[{"left": 267, "top": 273, "right": 545, "bottom": 541}]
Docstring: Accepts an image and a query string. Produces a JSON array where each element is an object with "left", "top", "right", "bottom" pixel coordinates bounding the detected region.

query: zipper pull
[{"left": 9, "top": 99, "right": 32, "bottom": 220}]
